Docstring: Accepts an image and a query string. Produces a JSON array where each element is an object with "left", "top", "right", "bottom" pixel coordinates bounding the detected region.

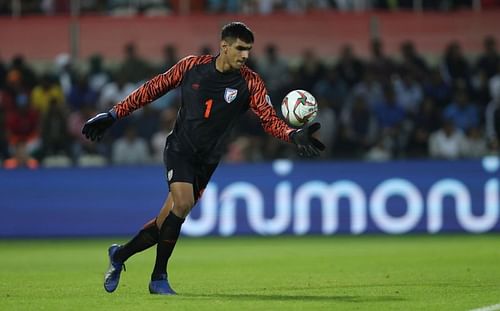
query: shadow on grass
[{"left": 181, "top": 293, "right": 405, "bottom": 303}]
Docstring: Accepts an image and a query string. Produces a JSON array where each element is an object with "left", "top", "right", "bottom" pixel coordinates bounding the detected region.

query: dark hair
[{"left": 221, "top": 22, "right": 254, "bottom": 44}]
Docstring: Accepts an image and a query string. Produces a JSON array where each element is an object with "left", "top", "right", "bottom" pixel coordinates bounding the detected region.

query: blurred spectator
[
  {"left": 400, "top": 41, "right": 428, "bottom": 81},
  {"left": 0, "top": 106, "right": 8, "bottom": 160},
  {"left": 132, "top": 104, "right": 160, "bottom": 142},
  {"left": 30, "top": 73, "right": 65, "bottom": 115},
  {"left": 111, "top": 124, "right": 150, "bottom": 165},
  {"left": 338, "top": 95, "right": 379, "bottom": 158},
  {"left": 313, "top": 66, "right": 349, "bottom": 114},
  {"left": 429, "top": 119, "right": 466, "bottom": 159},
  {"left": 374, "top": 85, "right": 406, "bottom": 130},
  {"left": 349, "top": 69, "right": 383, "bottom": 110},
  {"left": 335, "top": 45, "right": 364, "bottom": 88},
  {"left": 0, "top": 56, "right": 6, "bottom": 89},
  {"left": 151, "top": 106, "right": 177, "bottom": 163},
  {"left": 98, "top": 74, "right": 136, "bottom": 111},
  {"left": 87, "top": 54, "right": 111, "bottom": 93},
  {"left": 443, "top": 90, "right": 479, "bottom": 132},
  {"left": 406, "top": 97, "right": 442, "bottom": 157},
  {"left": 297, "top": 49, "right": 325, "bottom": 92},
  {"left": 40, "top": 99, "right": 70, "bottom": 159},
  {"left": 485, "top": 94, "right": 500, "bottom": 151},
  {"left": 441, "top": 42, "right": 471, "bottom": 89},
  {"left": 369, "top": 38, "right": 395, "bottom": 84},
  {"left": 9, "top": 55, "right": 37, "bottom": 90},
  {"left": 3, "top": 142, "right": 39, "bottom": 169},
  {"left": 314, "top": 96, "right": 337, "bottom": 158},
  {"left": 118, "top": 42, "right": 153, "bottom": 83},
  {"left": 157, "top": 44, "right": 179, "bottom": 73},
  {"left": 393, "top": 69, "right": 423, "bottom": 115},
  {"left": 461, "top": 127, "right": 488, "bottom": 158},
  {"left": 476, "top": 36, "right": 499, "bottom": 79},
  {"left": 423, "top": 68, "right": 452, "bottom": 109},
  {"left": 54, "top": 53, "right": 76, "bottom": 96},
  {"left": 257, "top": 44, "right": 290, "bottom": 102},
  {"left": 67, "top": 74, "right": 99, "bottom": 111},
  {"left": 5, "top": 92, "right": 40, "bottom": 154}
]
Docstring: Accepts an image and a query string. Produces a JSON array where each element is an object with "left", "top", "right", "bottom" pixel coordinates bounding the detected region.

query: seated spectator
[
  {"left": 443, "top": 90, "right": 479, "bottom": 132},
  {"left": 406, "top": 97, "right": 442, "bottom": 157},
  {"left": 40, "top": 99, "right": 70, "bottom": 158},
  {"left": 393, "top": 69, "right": 423, "bottom": 115},
  {"left": 67, "top": 74, "right": 98, "bottom": 111},
  {"left": 338, "top": 96, "right": 378, "bottom": 158},
  {"left": 5, "top": 92, "right": 40, "bottom": 154},
  {"left": 423, "top": 68, "right": 452, "bottom": 109},
  {"left": 3, "top": 141, "right": 39, "bottom": 169},
  {"left": 429, "top": 119, "right": 466, "bottom": 159},
  {"left": 87, "top": 54, "right": 110, "bottom": 93},
  {"left": 118, "top": 42, "right": 153, "bottom": 84},
  {"left": 476, "top": 36, "right": 499, "bottom": 79},
  {"left": 98, "top": 75, "right": 136, "bottom": 111},
  {"left": 112, "top": 125, "right": 150, "bottom": 165},
  {"left": 335, "top": 45, "right": 364, "bottom": 88},
  {"left": 30, "top": 73, "right": 65, "bottom": 115},
  {"left": 461, "top": 127, "right": 488, "bottom": 158},
  {"left": 151, "top": 107, "right": 177, "bottom": 163},
  {"left": 349, "top": 69, "right": 383, "bottom": 110}
]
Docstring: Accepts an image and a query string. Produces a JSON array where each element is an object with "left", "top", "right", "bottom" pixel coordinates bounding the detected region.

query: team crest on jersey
[
  {"left": 224, "top": 88, "right": 238, "bottom": 103},
  {"left": 167, "top": 169, "right": 173, "bottom": 181}
]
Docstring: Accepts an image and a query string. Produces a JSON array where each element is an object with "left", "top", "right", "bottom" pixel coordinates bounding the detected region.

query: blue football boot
[
  {"left": 149, "top": 274, "right": 177, "bottom": 295},
  {"left": 103, "top": 244, "right": 125, "bottom": 293}
]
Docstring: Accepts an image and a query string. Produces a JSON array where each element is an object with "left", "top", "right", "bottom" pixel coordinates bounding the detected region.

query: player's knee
[{"left": 172, "top": 198, "right": 194, "bottom": 218}]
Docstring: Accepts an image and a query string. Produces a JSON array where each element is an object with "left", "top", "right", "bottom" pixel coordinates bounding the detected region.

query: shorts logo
[
  {"left": 167, "top": 169, "right": 173, "bottom": 181},
  {"left": 224, "top": 88, "right": 238, "bottom": 103}
]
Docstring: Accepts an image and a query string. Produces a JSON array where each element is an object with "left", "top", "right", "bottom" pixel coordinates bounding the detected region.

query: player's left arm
[
  {"left": 246, "top": 72, "right": 325, "bottom": 157},
  {"left": 246, "top": 73, "right": 294, "bottom": 142}
]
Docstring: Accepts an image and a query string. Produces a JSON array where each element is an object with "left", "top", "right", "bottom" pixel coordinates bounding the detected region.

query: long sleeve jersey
[{"left": 113, "top": 55, "right": 294, "bottom": 163}]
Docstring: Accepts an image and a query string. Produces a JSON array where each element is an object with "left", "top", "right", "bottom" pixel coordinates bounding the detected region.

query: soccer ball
[{"left": 281, "top": 89, "right": 318, "bottom": 127}]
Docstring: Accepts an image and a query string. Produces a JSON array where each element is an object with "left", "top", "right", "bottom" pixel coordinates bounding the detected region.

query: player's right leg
[{"left": 104, "top": 195, "right": 174, "bottom": 293}]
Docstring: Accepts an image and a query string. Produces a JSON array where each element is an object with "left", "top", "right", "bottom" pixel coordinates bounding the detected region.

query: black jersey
[{"left": 113, "top": 55, "right": 294, "bottom": 163}]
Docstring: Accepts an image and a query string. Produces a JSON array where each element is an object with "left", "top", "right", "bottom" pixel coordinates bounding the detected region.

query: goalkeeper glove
[
  {"left": 290, "top": 122, "right": 325, "bottom": 158},
  {"left": 82, "top": 110, "right": 116, "bottom": 142}
]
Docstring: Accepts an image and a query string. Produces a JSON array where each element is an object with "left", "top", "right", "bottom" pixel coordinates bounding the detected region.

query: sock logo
[{"left": 167, "top": 169, "right": 173, "bottom": 181}]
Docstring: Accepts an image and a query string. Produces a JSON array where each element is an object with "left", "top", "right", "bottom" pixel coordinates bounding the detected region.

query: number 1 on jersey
[{"left": 204, "top": 99, "right": 213, "bottom": 119}]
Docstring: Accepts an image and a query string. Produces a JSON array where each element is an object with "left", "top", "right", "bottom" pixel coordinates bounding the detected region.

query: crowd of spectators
[
  {"left": 0, "top": 0, "right": 497, "bottom": 16},
  {"left": 0, "top": 36, "right": 499, "bottom": 168}
]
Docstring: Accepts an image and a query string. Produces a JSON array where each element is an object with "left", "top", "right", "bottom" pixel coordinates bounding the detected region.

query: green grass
[{"left": 0, "top": 235, "right": 499, "bottom": 310}]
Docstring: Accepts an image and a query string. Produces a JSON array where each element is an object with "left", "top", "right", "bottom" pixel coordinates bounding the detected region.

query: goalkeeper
[{"left": 82, "top": 21, "right": 324, "bottom": 295}]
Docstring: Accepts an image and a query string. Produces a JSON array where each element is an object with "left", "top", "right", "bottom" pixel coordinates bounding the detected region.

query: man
[{"left": 82, "top": 22, "right": 324, "bottom": 295}]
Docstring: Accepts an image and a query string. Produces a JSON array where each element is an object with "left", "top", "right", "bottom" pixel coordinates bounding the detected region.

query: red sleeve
[
  {"left": 113, "top": 55, "right": 212, "bottom": 119},
  {"left": 241, "top": 67, "right": 294, "bottom": 143}
]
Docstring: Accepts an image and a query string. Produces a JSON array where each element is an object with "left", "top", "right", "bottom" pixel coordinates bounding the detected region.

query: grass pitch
[{"left": 0, "top": 235, "right": 499, "bottom": 311}]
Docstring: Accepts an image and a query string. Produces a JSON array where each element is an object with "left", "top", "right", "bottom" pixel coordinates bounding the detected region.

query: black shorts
[{"left": 163, "top": 148, "right": 218, "bottom": 202}]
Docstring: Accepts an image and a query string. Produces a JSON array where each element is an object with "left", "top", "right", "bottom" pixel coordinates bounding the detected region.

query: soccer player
[{"left": 82, "top": 22, "right": 324, "bottom": 295}]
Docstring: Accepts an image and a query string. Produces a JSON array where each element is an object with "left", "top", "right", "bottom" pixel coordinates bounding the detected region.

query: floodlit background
[{"left": 1, "top": 2, "right": 500, "bottom": 311}]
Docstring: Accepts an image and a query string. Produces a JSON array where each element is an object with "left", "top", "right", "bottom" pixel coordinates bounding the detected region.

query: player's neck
[{"left": 215, "top": 55, "right": 235, "bottom": 73}]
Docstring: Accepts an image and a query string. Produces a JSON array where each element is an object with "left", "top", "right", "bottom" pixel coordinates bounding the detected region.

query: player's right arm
[
  {"left": 113, "top": 55, "right": 205, "bottom": 119},
  {"left": 82, "top": 55, "right": 211, "bottom": 141}
]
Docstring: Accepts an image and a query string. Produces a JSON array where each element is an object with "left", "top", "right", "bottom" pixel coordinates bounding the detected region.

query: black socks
[
  {"left": 114, "top": 219, "right": 159, "bottom": 263},
  {"left": 151, "top": 212, "right": 185, "bottom": 280}
]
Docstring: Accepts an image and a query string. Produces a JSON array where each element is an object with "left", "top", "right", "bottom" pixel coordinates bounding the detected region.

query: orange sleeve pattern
[
  {"left": 241, "top": 67, "right": 294, "bottom": 143},
  {"left": 114, "top": 55, "right": 212, "bottom": 119}
]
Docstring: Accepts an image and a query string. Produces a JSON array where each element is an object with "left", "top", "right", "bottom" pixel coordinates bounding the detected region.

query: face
[{"left": 222, "top": 38, "right": 253, "bottom": 70}]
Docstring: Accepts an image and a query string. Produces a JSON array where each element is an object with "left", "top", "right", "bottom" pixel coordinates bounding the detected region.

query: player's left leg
[
  {"left": 104, "top": 195, "right": 174, "bottom": 293},
  {"left": 149, "top": 182, "right": 194, "bottom": 295}
]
